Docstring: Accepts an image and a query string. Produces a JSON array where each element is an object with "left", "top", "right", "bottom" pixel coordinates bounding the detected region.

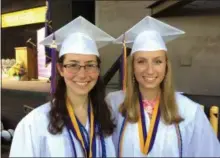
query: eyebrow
[
  {"left": 67, "top": 60, "right": 97, "bottom": 63},
  {"left": 136, "top": 57, "right": 147, "bottom": 60},
  {"left": 136, "top": 56, "right": 165, "bottom": 60},
  {"left": 154, "top": 56, "right": 165, "bottom": 60},
  {"left": 86, "top": 60, "right": 97, "bottom": 63},
  {"left": 68, "top": 60, "right": 79, "bottom": 63}
]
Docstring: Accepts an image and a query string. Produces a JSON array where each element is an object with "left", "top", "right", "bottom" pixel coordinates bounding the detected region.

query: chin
[
  {"left": 144, "top": 85, "right": 158, "bottom": 90},
  {"left": 77, "top": 85, "right": 94, "bottom": 94},
  {"left": 67, "top": 85, "right": 93, "bottom": 96},
  {"left": 141, "top": 81, "right": 160, "bottom": 90},
  {"left": 73, "top": 87, "right": 91, "bottom": 95}
]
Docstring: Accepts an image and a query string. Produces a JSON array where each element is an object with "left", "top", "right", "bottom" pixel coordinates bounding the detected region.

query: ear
[{"left": 57, "top": 63, "right": 64, "bottom": 77}]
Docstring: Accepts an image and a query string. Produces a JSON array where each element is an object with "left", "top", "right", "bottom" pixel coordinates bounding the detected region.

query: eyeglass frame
[{"left": 62, "top": 63, "right": 100, "bottom": 74}]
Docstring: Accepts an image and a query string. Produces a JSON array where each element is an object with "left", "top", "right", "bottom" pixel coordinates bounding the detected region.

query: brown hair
[{"left": 119, "top": 55, "right": 183, "bottom": 124}]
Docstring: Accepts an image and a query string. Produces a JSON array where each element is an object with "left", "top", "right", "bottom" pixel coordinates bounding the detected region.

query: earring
[{"left": 133, "top": 76, "right": 135, "bottom": 83}]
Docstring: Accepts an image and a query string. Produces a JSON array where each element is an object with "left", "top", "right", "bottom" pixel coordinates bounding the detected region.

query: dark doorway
[
  {"left": 72, "top": 0, "right": 95, "bottom": 23},
  {"left": 51, "top": 0, "right": 95, "bottom": 32},
  {"left": 1, "top": 23, "right": 44, "bottom": 59}
]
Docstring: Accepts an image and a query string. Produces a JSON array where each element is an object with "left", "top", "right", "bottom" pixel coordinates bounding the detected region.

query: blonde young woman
[{"left": 106, "top": 16, "right": 220, "bottom": 157}]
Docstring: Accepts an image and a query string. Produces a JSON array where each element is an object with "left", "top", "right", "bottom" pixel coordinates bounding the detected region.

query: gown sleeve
[
  {"left": 9, "top": 109, "right": 44, "bottom": 157},
  {"left": 104, "top": 135, "right": 116, "bottom": 157},
  {"left": 105, "top": 90, "right": 125, "bottom": 124},
  {"left": 185, "top": 105, "right": 220, "bottom": 157},
  {"left": 105, "top": 90, "right": 125, "bottom": 154}
]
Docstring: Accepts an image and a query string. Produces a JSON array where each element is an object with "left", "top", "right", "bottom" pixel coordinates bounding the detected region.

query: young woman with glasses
[{"left": 9, "top": 16, "right": 116, "bottom": 157}]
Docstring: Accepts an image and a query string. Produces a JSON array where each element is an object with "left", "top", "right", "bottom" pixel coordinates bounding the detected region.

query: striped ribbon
[
  {"left": 118, "top": 92, "right": 182, "bottom": 157},
  {"left": 138, "top": 91, "right": 160, "bottom": 155},
  {"left": 66, "top": 97, "right": 106, "bottom": 157},
  {"left": 66, "top": 97, "right": 95, "bottom": 157}
]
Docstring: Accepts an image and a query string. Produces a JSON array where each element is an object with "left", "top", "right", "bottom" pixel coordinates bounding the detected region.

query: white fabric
[
  {"left": 131, "top": 30, "right": 167, "bottom": 55},
  {"left": 59, "top": 32, "right": 99, "bottom": 57},
  {"left": 105, "top": 90, "right": 220, "bottom": 157},
  {"left": 39, "top": 16, "right": 115, "bottom": 57},
  {"left": 114, "top": 16, "right": 185, "bottom": 54},
  {"left": 9, "top": 103, "right": 116, "bottom": 157}
]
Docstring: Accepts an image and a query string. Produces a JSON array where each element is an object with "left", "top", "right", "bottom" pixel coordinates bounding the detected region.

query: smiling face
[
  {"left": 57, "top": 53, "right": 100, "bottom": 96},
  {"left": 133, "top": 50, "right": 167, "bottom": 92}
]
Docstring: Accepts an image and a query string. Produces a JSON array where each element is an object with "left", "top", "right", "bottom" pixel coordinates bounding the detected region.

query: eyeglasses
[{"left": 63, "top": 63, "right": 99, "bottom": 74}]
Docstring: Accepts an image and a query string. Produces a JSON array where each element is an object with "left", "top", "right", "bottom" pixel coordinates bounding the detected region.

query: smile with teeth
[
  {"left": 143, "top": 77, "right": 157, "bottom": 82},
  {"left": 75, "top": 82, "right": 89, "bottom": 86}
]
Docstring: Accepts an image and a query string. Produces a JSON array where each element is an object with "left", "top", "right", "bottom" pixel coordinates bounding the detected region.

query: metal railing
[{"left": 201, "top": 105, "right": 219, "bottom": 138}]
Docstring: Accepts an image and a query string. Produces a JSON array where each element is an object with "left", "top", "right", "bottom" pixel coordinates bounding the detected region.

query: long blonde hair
[{"left": 119, "top": 55, "right": 183, "bottom": 124}]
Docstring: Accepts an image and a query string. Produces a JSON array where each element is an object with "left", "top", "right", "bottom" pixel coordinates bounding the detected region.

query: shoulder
[
  {"left": 106, "top": 90, "right": 125, "bottom": 106},
  {"left": 106, "top": 90, "right": 125, "bottom": 110},
  {"left": 105, "top": 90, "right": 125, "bottom": 121},
  {"left": 175, "top": 92, "right": 201, "bottom": 126},
  {"left": 22, "top": 102, "right": 51, "bottom": 123},
  {"left": 10, "top": 103, "right": 52, "bottom": 157},
  {"left": 16, "top": 102, "right": 51, "bottom": 132}
]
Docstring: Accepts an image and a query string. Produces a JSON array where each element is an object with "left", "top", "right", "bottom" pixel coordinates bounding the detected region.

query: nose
[
  {"left": 146, "top": 62, "right": 154, "bottom": 75},
  {"left": 77, "top": 66, "right": 86, "bottom": 78}
]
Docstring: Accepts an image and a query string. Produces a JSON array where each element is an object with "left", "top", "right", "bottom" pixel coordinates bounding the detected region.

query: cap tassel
[
  {"left": 122, "top": 34, "right": 127, "bottom": 92},
  {"left": 50, "top": 33, "right": 57, "bottom": 95}
]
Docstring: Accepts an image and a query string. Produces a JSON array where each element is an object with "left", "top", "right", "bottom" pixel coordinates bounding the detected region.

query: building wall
[
  {"left": 161, "top": 15, "right": 220, "bottom": 96},
  {"left": 96, "top": 1, "right": 220, "bottom": 96},
  {"left": 96, "top": 1, "right": 154, "bottom": 87}
]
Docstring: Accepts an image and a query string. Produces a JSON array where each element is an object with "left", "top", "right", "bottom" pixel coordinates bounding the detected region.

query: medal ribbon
[
  {"left": 66, "top": 97, "right": 95, "bottom": 157},
  {"left": 138, "top": 91, "right": 161, "bottom": 155},
  {"left": 118, "top": 93, "right": 182, "bottom": 157}
]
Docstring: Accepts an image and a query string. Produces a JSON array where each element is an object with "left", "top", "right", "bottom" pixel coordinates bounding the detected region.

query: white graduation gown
[
  {"left": 9, "top": 102, "right": 116, "bottom": 157},
  {"left": 106, "top": 90, "right": 220, "bottom": 157}
]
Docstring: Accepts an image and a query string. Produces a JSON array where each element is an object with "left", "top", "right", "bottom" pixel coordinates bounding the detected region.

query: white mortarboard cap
[
  {"left": 115, "top": 16, "right": 185, "bottom": 55},
  {"left": 39, "top": 16, "right": 115, "bottom": 57}
]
